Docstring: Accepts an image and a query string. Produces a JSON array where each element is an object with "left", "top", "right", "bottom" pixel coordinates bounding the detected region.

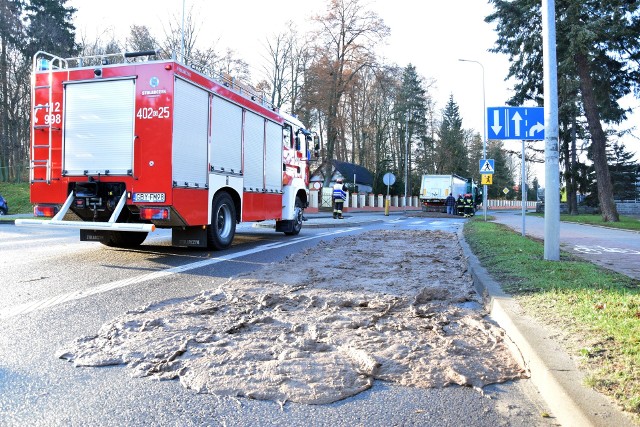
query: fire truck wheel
[
  {"left": 101, "top": 231, "right": 148, "bottom": 248},
  {"left": 208, "top": 192, "right": 236, "bottom": 250},
  {"left": 284, "top": 197, "right": 304, "bottom": 236}
]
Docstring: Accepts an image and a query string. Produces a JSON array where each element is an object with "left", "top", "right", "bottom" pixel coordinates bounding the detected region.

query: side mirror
[
  {"left": 313, "top": 135, "right": 320, "bottom": 158},
  {"left": 295, "top": 135, "right": 301, "bottom": 151}
]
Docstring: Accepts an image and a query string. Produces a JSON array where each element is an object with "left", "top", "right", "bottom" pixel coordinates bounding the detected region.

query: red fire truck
[{"left": 16, "top": 50, "right": 318, "bottom": 250}]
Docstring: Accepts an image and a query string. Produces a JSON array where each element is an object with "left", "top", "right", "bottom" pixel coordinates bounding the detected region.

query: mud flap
[
  {"left": 172, "top": 226, "right": 208, "bottom": 248},
  {"left": 275, "top": 220, "right": 295, "bottom": 233}
]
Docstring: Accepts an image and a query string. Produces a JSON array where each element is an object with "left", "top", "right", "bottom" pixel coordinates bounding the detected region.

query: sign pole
[
  {"left": 383, "top": 172, "right": 395, "bottom": 217},
  {"left": 522, "top": 139, "right": 526, "bottom": 237}
]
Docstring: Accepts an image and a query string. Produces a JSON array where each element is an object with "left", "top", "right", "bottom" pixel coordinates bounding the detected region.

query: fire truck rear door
[{"left": 63, "top": 78, "right": 135, "bottom": 176}]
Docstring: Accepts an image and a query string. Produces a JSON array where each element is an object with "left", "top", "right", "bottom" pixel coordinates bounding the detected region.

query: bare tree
[
  {"left": 309, "top": 0, "right": 389, "bottom": 185},
  {"left": 126, "top": 25, "right": 157, "bottom": 53},
  {"left": 160, "top": 5, "right": 210, "bottom": 64},
  {"left": 77, "top": 28, "right": 121, "bottom": 57},
  {"left": 218, "top": 48, "right": 250, "bottom": 82},
  {"left": 261, "top": 29, "right": 294, "bottom": 109}
]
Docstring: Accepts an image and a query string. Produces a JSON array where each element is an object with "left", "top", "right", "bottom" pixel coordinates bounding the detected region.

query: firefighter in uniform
[
  {"left": 456, "top": 194, "right": 465, "bottom": 216},
  {"left": 463, "top": 193, "right": 474, "bottom": 217},
  {"left": 332, "top": 178, "right": 347, "bottom": 219}
]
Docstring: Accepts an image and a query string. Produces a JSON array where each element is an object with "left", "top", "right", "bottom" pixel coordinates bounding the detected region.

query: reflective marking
[{"left": 0, "top": 228, "right": 358, "bottom": 319}]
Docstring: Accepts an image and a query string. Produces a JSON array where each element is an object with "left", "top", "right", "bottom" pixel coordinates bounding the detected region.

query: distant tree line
[{"left": 1, "top": 0, "right": 638, "bottom": 211}]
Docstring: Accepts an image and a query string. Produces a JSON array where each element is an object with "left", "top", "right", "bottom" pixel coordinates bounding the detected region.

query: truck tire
[
  {"left": 207, "top": 192, "right": 236, "bottom": 250},
  {"left": 283, "top": 197, "right": 304, "bottom": 236},
  {"left": 101, "top": 231, "right": 148, "bottom": 248}
]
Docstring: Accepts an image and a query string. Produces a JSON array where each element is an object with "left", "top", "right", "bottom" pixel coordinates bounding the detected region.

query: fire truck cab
[{"left": 16, "top": 50, "right": 319, "bottom": 250}]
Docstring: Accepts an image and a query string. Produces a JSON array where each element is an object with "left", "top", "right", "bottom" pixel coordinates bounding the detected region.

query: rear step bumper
[{"left": 15, "top": 191, "right": 155, "bottom": 233}]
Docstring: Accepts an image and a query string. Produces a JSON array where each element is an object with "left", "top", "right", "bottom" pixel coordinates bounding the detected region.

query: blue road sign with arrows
[{"left": 487, "top": 107, "right": 544, "bottom": 140}]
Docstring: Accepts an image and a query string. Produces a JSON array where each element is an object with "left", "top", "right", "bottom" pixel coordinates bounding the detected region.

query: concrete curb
[{"left": 458, "top": 230, "right": 635, "bottom": 427}]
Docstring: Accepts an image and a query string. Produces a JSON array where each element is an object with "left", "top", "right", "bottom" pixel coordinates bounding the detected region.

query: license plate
[{"left": 133, "top": 192, "right": 166, "bottom": 203}]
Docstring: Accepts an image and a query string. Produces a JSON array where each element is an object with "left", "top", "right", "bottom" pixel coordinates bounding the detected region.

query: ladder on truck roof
[
  {"left": 61, "top": 50, "right": 276, "bottom": 111},
  {"left": 30, "top": 52, "right": 68, "bottom": 184}
]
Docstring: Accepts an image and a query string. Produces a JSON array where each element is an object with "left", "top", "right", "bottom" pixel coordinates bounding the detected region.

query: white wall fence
[
  {"left": 486, "top": 199, "right": 537, "bottom": 209},
  {"left": 309, "top": 190, "right": 537, "bottom": 210},
  {"left": 616, "top": 202, "right": 640, "bottom": 215},
  {"left": 310, "top": 190, "right": 420, "bottom": 209}
]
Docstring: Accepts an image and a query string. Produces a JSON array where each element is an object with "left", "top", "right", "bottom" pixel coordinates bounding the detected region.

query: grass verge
[
  {"left": 464, "top": 218, "right": 640, "bottom": 418},
  {"left": 0, "top": 182, "right": 31, "bottom": 215}
]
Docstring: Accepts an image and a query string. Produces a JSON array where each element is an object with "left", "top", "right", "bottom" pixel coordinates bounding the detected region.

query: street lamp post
[
  {"left": 458, "top": 59, "right": 487, "bottom": 220},
  {"left": 181, "top": 0, "right": 186, "bottom": 62},
  {"left": 405, "top": 111, "right": 409, "bottom": 203}
]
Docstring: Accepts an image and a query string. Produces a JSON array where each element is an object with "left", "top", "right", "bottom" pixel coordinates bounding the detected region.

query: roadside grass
[
  {"left": 0, "top": 182, "right": 31, "bottom": 215},
  {"left": 464, "top": 218, "right": 640, "bottom": 418},
  {"left": 530, "top": 212, "right": 640, "bottom": 232}
]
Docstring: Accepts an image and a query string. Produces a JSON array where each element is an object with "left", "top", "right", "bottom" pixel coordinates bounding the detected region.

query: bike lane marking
[{"left": 573, "top": 245, "right": 640, "bottom": 255}]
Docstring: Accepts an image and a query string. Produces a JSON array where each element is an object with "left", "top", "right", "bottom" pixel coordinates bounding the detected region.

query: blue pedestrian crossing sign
[
  {"left": 479, "top": 159, "right": 494, "bottom": 174},
  {"left": 487, "top": 106, "right": 544, "bottom": 140}
]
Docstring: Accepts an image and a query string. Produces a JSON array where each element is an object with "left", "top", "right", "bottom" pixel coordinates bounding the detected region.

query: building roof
[{"left": 312, "top": 160, "right": 374, "bottom": 186}]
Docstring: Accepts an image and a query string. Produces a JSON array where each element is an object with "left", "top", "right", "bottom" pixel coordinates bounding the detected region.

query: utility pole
[
  {"left": 543, "top": 0, "right": 560, "bottom": 261},
  {"left": 181, "top": 0, "right": 186, "bottom": 62},
  {"left": 405, "top": 112, "right": 409, "bottom": 202}
]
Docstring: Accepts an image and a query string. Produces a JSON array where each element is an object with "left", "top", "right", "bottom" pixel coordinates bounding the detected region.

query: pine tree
[
  {"left": 584, "top": 142, "right": 638, "bottom": 205},
  {"left": 486, "top": 140, "right": 515, "bottom": 199},
  {"left": 23, "top": 0, "right": 77, "bottom": 58},
  {"left": 396, "top": 64, "right": 429, "bottom": 195},
  {"left": 436, "top": 95, "right": 468, "bottom": 176},
  {"left": 607, "top": 142, "right": 638, "bottom": 202}
]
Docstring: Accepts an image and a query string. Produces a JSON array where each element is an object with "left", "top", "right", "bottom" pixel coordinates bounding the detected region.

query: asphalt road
[{"left": 0, "top": 216, "right": 555, "bottom": 426}]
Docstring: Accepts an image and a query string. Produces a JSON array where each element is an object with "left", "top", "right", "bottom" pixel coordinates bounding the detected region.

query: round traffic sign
[{"left": 383, "top": 172, "right": 396, "bottom": 186}]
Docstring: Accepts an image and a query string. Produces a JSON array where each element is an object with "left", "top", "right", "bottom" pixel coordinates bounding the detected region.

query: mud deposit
[{"left": 58, "top": 230, "right": 526, "bottom": 404}]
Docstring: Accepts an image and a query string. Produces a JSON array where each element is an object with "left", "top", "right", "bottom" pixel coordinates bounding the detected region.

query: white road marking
[
  {"left": 0, "top": 228, "right": 358, "bottom": 319},
  {"left": 573, "top": 245, "right": 640, "bottom": 255}
]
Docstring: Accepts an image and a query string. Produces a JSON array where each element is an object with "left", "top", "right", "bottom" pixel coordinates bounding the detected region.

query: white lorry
[{"left": 419, "top": 174, "right": 476, "bottom": 213}]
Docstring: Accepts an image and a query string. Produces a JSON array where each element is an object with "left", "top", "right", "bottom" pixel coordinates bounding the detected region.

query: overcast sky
[
  {"left": 68, "top": 0, "right": 512, "bottom": 134},
  {"left": 68, "top": 0, "right": 639, "bottom": 181}
]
